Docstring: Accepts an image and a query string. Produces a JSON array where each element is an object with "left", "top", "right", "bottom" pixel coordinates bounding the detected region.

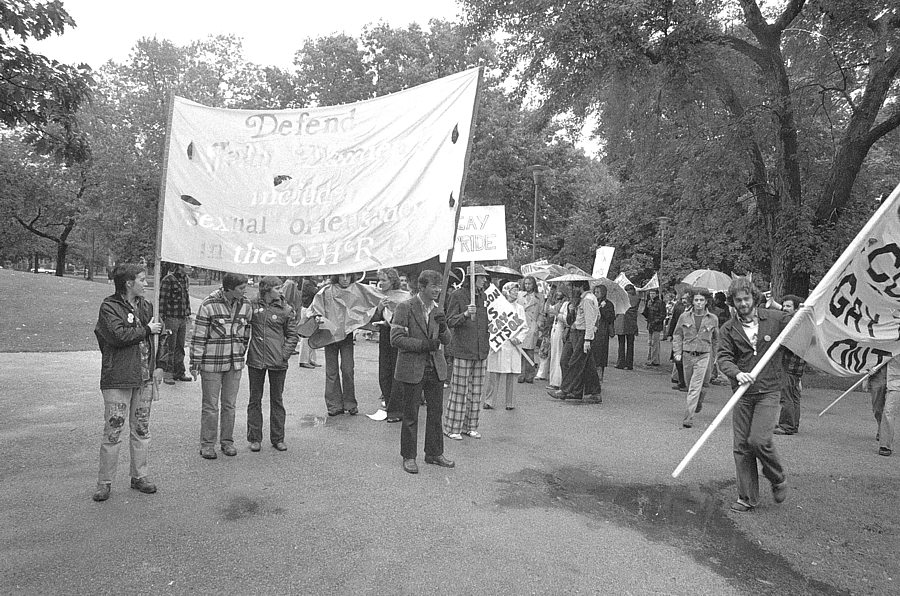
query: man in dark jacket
[
  {"left": 246, "top": 276, "right": 300, "bottom": 453},
  {"left": 615, "top": 284, "right": 639, "bottom": 370},
  {"left": 643, "top": 288, "right": 666, "bottom": 366},
  {"left": 92, "top": 263, "right": 168, "bottom": 502},
  {"left": 159, "top": 262, "right": 193, "bottom": 384},
  {"left": 443, "top": 264, "right": 491, "bottom": 440},
  {"left": 391, "top": 270, "right": 454, "bottom": 474},
  {"left": 718, "top": 277, "right": 790, "bottom": 513}
]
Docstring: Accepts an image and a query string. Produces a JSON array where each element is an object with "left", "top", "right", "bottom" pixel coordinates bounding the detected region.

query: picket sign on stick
[
  {"left": 818, "top": 359, "right": 889, "bottom": 417},
  {"left": 516, "top": 344, "right": 536, "bottom": 367},
  {"left": 469, "top": 260, "right": 476, "bottom": 307},
  {"left": 673, "top": 180, "right": 900, "bottom": 478}
]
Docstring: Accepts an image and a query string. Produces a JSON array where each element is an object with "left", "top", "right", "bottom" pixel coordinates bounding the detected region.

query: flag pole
[
  {"left": 439, "top": 67, "right": 484, "bottom": 309},
  {"left": 818, "top": 360, "right": 889, "bottom": 417},
  {"left": 151, "top": 91, "right": 177, "bottom": 402},
  {"left": 672, "top": 181, "right": 900, "bottom": 478}
]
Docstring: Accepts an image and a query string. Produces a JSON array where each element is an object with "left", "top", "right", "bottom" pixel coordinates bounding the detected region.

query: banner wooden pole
[
  {"left": 151, "top": 91, "right": 177, "bottom": 402},
  {"left": 439, "top": 66, "right": 484, "bottom": 310},
  {"left": 819, "top": 360, "right": 889, "bottom": 417}
]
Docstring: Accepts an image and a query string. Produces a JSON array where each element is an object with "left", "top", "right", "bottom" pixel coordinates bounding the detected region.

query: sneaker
[
  {"left": 444, "top": 432, "right": 463, "bottom": 441},
  {"left": 463, "top": 430, "right": 482, "bottom": 439},
  {"left": 92, "top": 482, "right": 111, "bottom": 502},
  {"left": 130, "top": 477, "right": 157, "bottom": 494},
  {"left": 772, "top": 480, "right": 788, "bottom": 503},
  {"left": 878, "top": 446, "right": 892, "bottom": 456},
  {"left": 249, "top": 441, "right": 261, "bottom": 452}
]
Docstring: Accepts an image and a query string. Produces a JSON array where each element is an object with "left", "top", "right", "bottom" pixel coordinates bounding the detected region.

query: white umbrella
[
  {"left": 682, "top": 269, "right": 732, "bottom": 292},
  {"left": 590, "top": 277, "right": 631, "bottom": 315}
]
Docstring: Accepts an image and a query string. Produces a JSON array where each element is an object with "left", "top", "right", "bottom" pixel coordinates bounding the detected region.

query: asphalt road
[{"left": 0, "top": 339, "right": 891, "bottom": 595}]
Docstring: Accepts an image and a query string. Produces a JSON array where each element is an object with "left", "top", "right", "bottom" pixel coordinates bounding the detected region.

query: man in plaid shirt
[
  {"left": 190, "top": 272, "right": 252, "bottom": 459},
  {"left": 775, "top": 295, "right": 807, "bottom": 435},
  {"left": 159, "top": 262, "right": 193, "bottom": 384}
]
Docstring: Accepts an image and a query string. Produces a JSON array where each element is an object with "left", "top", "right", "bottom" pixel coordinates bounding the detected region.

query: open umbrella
[
  {"left": 682, "top": 269, "right": 732, "bottom": 293},
  {"left": 590, "top": 277, "right": 631, "bottom": 315},
  {"left": 548, "top": 273, "right": 595, "bottom": 283},
  {"left": 484, "top": 265, "right": 522, "bottom": 278}
]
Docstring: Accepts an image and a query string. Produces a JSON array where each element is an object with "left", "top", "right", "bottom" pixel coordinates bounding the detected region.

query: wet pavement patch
[
  {"left": 497, "top": 467, "right": 848, "bottom": 596},
  {"left": 222, "top": 495, "right": 286, "bottom": 521}
]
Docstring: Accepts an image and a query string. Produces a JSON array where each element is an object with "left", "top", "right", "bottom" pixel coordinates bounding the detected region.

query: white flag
[
  {"left": 614, "top": 272, "right": 633, "bottom": 289},
  {"left": 640, "top": 273, "right": 659, "bottom": 291},
  {"left": 783, "top": 184, "right": 900, "bottom": 376}
]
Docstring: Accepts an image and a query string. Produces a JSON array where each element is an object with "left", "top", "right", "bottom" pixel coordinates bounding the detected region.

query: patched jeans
[{"left": 98, "top": 384, "right": 152, "bottom": 484}]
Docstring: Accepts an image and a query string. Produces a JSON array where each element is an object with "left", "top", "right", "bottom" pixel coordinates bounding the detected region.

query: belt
[{"left": 685, "top": 350, "right": 709, "bottom": 357}]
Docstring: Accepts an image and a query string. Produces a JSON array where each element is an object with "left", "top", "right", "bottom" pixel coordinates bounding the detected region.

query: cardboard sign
[
  {"left": 441, "top": 205, "right": 507, "bottom": 262},
  {"left": 521, "top": 259, "right": 549, "bottom": 276},
  {"left": 483, "top": 283, "right": 525, "bottom": 351}
]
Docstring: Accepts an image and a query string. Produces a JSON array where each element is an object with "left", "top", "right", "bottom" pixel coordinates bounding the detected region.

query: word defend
[
  {"left": 441, "top": 205, "right": 508, "bottom": 262},
  {"left": 484, "top": 284, "right": 525, "bottom": 352}
]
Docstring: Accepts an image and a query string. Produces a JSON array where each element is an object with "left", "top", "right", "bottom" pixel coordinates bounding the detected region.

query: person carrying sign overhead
[{"left": 443, "top": 264, "right": 491, "bottom": 440}]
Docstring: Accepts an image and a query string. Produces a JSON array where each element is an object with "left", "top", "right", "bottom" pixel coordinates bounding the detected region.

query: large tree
[
  {"left": 0, "top": 0, "right": 92, "bottom": 163},
  {"left": 463, "top": 0, "right": 900, "bottom": 295}
]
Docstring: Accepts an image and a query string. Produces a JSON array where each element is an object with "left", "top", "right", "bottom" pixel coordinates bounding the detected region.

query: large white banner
[
  {"left": 440, "top": 205, "right": 507, "bottom": 262},
  {"left": 783, "top": 186, "right": 900, "bottom": 376},
  {"left": 159, "top": 69, "right": 480, "bottom": 275}
]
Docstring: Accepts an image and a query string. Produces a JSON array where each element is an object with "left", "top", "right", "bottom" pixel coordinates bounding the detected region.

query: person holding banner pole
[
  {"left": 717, "top": 277, "right": 789, "bottom": 512},
  {"left": 484, "top": 282, "right": 529, "bottom": 410},
  {"left": 443, "top": 264, "right": 491, "bottom": 440}
]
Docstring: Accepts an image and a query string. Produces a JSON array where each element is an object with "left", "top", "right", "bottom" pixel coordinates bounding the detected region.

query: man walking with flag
[{"left": 717, "top": 277, "right": 790, "bottom": 512}]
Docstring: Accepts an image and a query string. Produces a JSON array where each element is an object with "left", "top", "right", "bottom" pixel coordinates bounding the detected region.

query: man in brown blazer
[{"left": 391, "top": 270, "right": 454, "bottom": 474}]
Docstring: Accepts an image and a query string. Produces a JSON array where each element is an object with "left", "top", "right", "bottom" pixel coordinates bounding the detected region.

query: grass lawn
[{"left": 0, "top": 269, "right": 218, "bottom": 352}]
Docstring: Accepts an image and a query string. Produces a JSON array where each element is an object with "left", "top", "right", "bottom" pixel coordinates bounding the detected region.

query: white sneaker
[
  {"left": 445, "top": 432, "right": 463, "bottom": 440},
  {"left": 463, "top": 430, "right": 482, "bottom": 439}
]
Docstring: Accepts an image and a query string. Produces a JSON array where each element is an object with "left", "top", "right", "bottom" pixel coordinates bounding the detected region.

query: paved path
[{"left": 0, "top": 342, "right": 889, "bottom": 595}]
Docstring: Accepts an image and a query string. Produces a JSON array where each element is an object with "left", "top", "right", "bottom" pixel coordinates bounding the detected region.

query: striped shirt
[{"left": 190, "top": 288, "right": 252, "bottom": 372}]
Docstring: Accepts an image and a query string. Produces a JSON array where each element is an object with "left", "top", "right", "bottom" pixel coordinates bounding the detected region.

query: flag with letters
[{"left": 782, "top": 184, "right": 900, "bottom": 376}]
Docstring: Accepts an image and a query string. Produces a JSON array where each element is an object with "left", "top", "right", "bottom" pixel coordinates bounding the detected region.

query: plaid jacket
[
  {"left": 190, "top": 288, "right": 252, "bottom": 372},
  {"left": 159, "top": 271, "right": 191, "bottom": 319},
  {"left": 782, "top": 347, "right": 807, "bottom": 377}
]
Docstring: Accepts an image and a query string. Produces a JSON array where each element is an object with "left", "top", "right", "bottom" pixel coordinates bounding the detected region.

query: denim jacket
[{"left": 673, "top": 310, "right": 719, "bottom": 357}]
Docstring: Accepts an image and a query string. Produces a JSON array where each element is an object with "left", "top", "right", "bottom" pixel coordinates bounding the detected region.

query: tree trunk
[{"left": 55, "top": 242, "right": 67, "bottom": 277}]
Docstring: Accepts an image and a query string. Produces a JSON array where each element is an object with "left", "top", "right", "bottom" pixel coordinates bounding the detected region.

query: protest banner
[
  {"left": 156, "top": 68, "right": 481, "bottom": 276},
  {"left": 614, "top": 272, "right": 634, "bottom": 289},
  {"left": 440, "top": 205, "right": 508, "bottom": 262},
  {"left": 521, "top": 259, "right": 549, "bottom": 276},
  {"left": 591, "top": 246, "right": 615, "bottom": 279},
  {"left": 640, "top": 273, "right": 659, "bottom": 291},
  {"left": 673, "top": 182, "right": 900, "bottom": 478},
  {"left": 565, "top": 263, "right": 591, "bottom": 276},
  {"left": 483, "top": 283, "right": 528, "bottom": 355}
]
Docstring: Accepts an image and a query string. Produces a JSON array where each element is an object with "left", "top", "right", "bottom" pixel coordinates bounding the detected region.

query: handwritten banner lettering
[{"left": 484, "top": 283, "right": 525, "bottom": 351}]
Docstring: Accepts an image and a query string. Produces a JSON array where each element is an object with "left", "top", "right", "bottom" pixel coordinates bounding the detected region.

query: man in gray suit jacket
[{"left": 391, "top": 270, "right": 455, "bottom": 474}]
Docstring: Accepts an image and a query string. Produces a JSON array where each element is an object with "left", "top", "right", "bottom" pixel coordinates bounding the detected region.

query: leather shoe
[
  {"left": 547, "top": 389, "right": 570, "bottom": 400},
  {"left": 200, "top": 448, "right": 217, "bottom": 459},
  {"left": 174, "top": 374, "right": 193, "bottom": 382},
  {"left": 482, "top": 403, "right": 493, "bottom": 409},
  {"left": 92, "top": 483, "right": 111, "bottom": 502},
  {"left": 249, "top": 442, "right": 261, "bottom": 452},
  {"left": 312, "top": 362, "right": 322, "bottom": 367},
  {"left": 221, "top": 444, "right": 237, "bottom": 457},
  {"left": 402, "top": 458, "right": 418, "bottom": 474},
  {"left": 424, "top": 454, "right": 455, "bottom": 468},
  {"left": 298, "top": 363, "right": 315, "bottom": 369},
  {"left": 730, "top": 500, "right": 753, "bottom": 513},
  {"left": 130, "top": 477, "right": 157, "bottom": 494},
  {"left": 273, "top": 442, "right": 287, "bottom": 451}
]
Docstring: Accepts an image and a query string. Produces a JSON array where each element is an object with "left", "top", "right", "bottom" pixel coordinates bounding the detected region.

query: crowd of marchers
[{"left": 90, "top": 263, "right": 897, "bottom": 514}]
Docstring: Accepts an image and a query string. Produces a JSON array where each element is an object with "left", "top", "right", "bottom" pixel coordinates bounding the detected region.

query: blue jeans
[
  {"left": 732, "top": 391, "right": 785, "bottom": 506},
  {"left": 247, "top": 367, "right": 287, "bottom": 444},
  {"left": 99, "top": 384, "right": 152, "bottom": 484},
  {"left": 324, "top": 334, "right": 355, "bottom": 414},
  {"left": 200, "top": 369, "right": 242, "bottom": 449}
]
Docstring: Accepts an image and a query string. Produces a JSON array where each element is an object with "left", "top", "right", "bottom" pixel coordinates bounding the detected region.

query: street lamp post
[
  {"left": 658, "top": 216, "right": 671, "bottom": 277},
  {"left": 528, "top": 165, "right": 551, "bottom": 262}
]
